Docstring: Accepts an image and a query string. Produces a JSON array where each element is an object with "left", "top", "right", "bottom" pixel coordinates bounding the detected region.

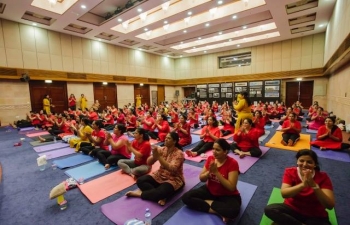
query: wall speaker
[
  {"left": 175, "top": 90, "right": 179, "bottom": 96},
  {"left": 20, "top": 73, "right": 30, "bottom": 82}
]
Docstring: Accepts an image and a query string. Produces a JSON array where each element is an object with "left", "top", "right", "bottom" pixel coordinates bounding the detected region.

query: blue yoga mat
[
  {"left": 311, "top": 146, "right": 350, "bottom": 162},
  {"left": 191, "top": 134, "right": 201, "bottom": 143},
  {"left": 306, "top": 128, "right": 318, "bottom": 134},
  {"left": 164, "top": 181, "right": 257, "bottom": 225},
  {"left": 64, "top": 161, "right": 117, "bottom": 181},
  {"left": 53, "top": 154, "right": 95, "bottom": 169},
  {"left": 264, "top": 124, "right": 274, "bottom": 129}
]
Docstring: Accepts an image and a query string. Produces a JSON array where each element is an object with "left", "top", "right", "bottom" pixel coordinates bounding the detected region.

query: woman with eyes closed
[
  {"left": 182, "top": 139, "right": 241, "bottom": 224},
  {"left": 264, "top": 149, "right": 335, "bottom": 225}
]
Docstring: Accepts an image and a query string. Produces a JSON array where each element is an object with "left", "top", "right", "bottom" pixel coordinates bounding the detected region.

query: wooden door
[
  {"left": 93, "top": 83, "right": 117, "bottom": 111},
  {"left": 285, "top": 82, "right": 300, "bottom": 107},
  {"left": 183, "top": 87, "right": 195, "bottom": 98},
  {"left": 299, "top": 81, "right": 313, "bottom": 109},
  {"left": 134, "top": 84, "right": 150, "bottom": 107},
  {"left": 29, "top": 80, "right": 68, "bottom": 114},
  {"left": 157, "top": 85, "right": 165, "bottom": 105}
]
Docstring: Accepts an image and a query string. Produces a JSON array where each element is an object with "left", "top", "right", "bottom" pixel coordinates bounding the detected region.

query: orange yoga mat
[
  {"left": 265, "top": 131, "right": 311, "bottom": 151},
  {"left": 78, "top": 161, "right": 160, "bottom": 203}
]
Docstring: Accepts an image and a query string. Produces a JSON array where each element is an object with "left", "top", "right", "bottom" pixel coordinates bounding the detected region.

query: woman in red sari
[
  {"left": 311, "top": 117, "right": 350, "bottom": 151},
  {"left": 174, "top": 114, "right": 192, "bottom": 147}
]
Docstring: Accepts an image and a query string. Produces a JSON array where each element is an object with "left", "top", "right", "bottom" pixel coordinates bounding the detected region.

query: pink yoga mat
[
  {"left": 79, "top": 162, "right": 161, "bottom": 203},
  {"left": 33, "top": 142, "right": 69, "bottom": 153},
  {"left": 38, "top": 147, "right": 76, "bottom": 159},
  {"left": 26, "top": 131, "right": 49, "bottom": 137},
  {"left": 228, "top": 146, "right": 270, "bottom": 173},
  {"left": 101, "top": 163, "right": 202, "bottom": 225},
  {"left": 184, "top": 150, "right": 213, "bottom": 162}
]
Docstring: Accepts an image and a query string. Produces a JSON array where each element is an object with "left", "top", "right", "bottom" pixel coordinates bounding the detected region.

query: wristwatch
[{"left": 312, "top": 184, "right": 320, "bottom": 190}]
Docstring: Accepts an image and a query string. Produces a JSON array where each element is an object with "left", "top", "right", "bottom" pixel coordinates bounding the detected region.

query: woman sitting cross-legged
[
  {"left": 125, "top": 132, "right": 184, "bottom": 206},
  {"left": 230, "top": 118, "right": 262, "bottom": 159},
  {"left": 173, "top": 114, "right": 192, "bottom": 148},
  {"left": 97, "top": 124, "right": 130, "bottom": 169},
  {"left": 185, "top": 116, "right": 221, "bottom": 157},
  {"left": 79, "top": 120, "right": 109, "bottom": 156},
  {"left": 280, "top": 112, "right": 302, "bottom": 146},
  {"left": 182, "top": 139, "right": 241, "bottom": 223},
  {"left": 311, "top": 116, "right": 350, "bottom": 151},
  {"left": 117, "top": 128, "right": 152, "bottom": 178},
  {"left": 264, "top": 149, "right": 335, "bottom": 225}
]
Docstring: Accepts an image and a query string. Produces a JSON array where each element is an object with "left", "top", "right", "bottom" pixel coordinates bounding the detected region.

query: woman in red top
[
  {"left": 311, "top": 117, "right": 350, "bottom": 151},
  {"left": 280, "top": 113, "right": 302, "bottom": 146},
  {"left": 169, "top": 107, "right": 179, "bottom": 127},
  {"left": 126, "top": 108, "right": 137, "bottom": 132},
  {"left": 99, "top": 124, "right": 130, "bottom": 169},
  {"left": 307, "top": 107, "right": 326, "bottom": 130},
  {"left": 231, "top": 118, "right": 262, "bottom": 158},
  {"left": 252, "top": 110, "right": 265, "bottom": 136},
  {"left": 68, "top": 94, "right": 76, "bottom": 110},
  {"left": 188, "top": 108, "right": 199, "bottom": 129},
  {"left": 140, "top": 111, "right": 155, "bottom": 132},
  {"left": 174, "top": 114, "right": 192, "bottom": 147},
  {"left": 115, "top": 108, "right": 126, "bottom": 125},
  {"left": 264, "top": 149, "right": 335, "bottom": 225},
  {"left": 118, "top": 128, "right": 152, "bottom": 178},
  {"left": 279, "top": 107, "right": 292, "bottom": 125},
  {"left": 182, "top": 139, "right": 241, "bottom": 223},
  {"left": 149, "top": 114, "right": 170, "bottom": 141},
  {"left": 219, "top": 110, "right": 235, "bottom": 137},
  {"left": 185, "top": 116, "right": 221, "bottom": 157},
  {"left": 80, "top": 120, "right": 109, "bottom": 156},
  {"left": 87, "top": 108, "right": 99, "bottom": 122},
  {"left": 102, "top": 110, "right": 114, "bottom": 130}
]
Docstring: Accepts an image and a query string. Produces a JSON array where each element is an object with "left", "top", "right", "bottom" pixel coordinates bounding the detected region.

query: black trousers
[
  {"left": 230, "top": 143, "right": 262, "bottom": 157},
  {"left": 95, "top": 150, "right": 128, "bottom": 166},
  {"left": 264, "top": 203, "right": 331, "bottom": 225},
  {"left": 282, "top": 133, "right": 300, "bottom": 144},
  {"left": 191, "top": 141, "right": 214, "bottom": 155},
  {"left": 182, "top": 185, "right": 241, "bottom": 219},
  {"left": 137, "top": 175, "right": 183, "bottom": 202}
]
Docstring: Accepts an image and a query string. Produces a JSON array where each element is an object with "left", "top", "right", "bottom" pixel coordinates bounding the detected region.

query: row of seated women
[{"left": 122, "top": 133, "right": 335, "bottom": 225}]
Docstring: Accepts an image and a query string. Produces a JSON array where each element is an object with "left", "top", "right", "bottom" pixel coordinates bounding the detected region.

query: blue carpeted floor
[{"left": 0, "top": 124, "right": 349, "bottom": 225}]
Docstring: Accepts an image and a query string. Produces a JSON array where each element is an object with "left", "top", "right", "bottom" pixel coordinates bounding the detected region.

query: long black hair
[
  {"left": 135, "top": 128, "right": 150, "bottom": 141},
  {"left": 168, "top": 132, "right": 182, "bottom": 150},
  {"left": 240, "top": 91, "right": 251, "bottom": 106}
]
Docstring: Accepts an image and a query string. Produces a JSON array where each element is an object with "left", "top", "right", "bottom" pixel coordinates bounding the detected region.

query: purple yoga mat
[
  {"left": 38, "top": 147, "right": 76, "bottom": 160},
  {"left": 33, "top": 142, "right": 69, "bottom": 153},
  {"left": 311, "top": 146, "right": 350, "bottom": 162},
  {"left": 228, "top": 146, "right": 270, "bottom": 173},
  {"left": 19, "top": 127, "right": 35, "bottom": 131},
  {"left": 101, "top": 163, "right": 202, "bottom": 224},
  {"left": 18, "top": 129, "right": 42, "bottom": 135}
]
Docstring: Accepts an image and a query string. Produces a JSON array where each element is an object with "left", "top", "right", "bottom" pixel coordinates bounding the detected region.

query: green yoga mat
[{"left": 260, "top": 187, "right": 338, "bottom": 225}]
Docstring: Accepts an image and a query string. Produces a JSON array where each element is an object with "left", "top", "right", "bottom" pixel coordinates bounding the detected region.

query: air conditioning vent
[
  {"left": 154, "top": 49, "right": 171, "bottom": 54},
  {"left": 21, "top": 11, "right": 56, "bottom": 26},
  {"left": 289, "top": 12, "right": 316, "bottom": 26},
  {"left": 286, "top": 0, "right": 318, "bottom": 14},
  {"left": 119, "top": 39, "right": 140, "bottom": 46},
  {"left": 64, "top": 24, "right": 92, "bottom": 34},
  {"left": 291, "top": 24, "right": 315, "bottom": 34},
  {"left": 139, "top": 45, "right": 157, "bottom": 50},
  {"left": 95, "top": 32, "right": 118, "bottom": 41}
]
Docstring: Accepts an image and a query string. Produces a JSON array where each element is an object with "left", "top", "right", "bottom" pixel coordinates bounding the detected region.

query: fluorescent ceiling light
[
  {"left": 102, "top": 82, "right": 108, "bottom": 85},
  {"left": 45, "top": 80, "right": 52, "bottom": 83}
]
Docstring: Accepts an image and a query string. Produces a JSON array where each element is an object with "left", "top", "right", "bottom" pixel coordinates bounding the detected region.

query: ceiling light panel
[
  {"left": 136, "top": 0, "right": 266, "bottom": 40},
  {"left": 111, "top": 0, "right": 211, "bottom": 34},
  {"left": 184, "top": 31, "right": 280, "bottom": 53},
  {"left": 171, "top": 22, "right": 277, "bottom": 50},
  {"left": 31, "top": 0, "right": 78, "bottom": 15}
]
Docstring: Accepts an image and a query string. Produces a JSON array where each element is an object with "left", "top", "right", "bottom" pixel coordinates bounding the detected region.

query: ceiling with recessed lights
[{"left": 0, "top": 0, "right": 336, "bottom": 58}]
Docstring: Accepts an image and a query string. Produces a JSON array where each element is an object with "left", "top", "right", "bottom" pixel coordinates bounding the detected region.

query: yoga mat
[
  {"left": 33, "top": 142, "right": 69, "bottom": 153},
  {"left": 311, "top": 146, "right": 350, "bottom": 163},
  {"left": 228, "top": 146, "right": 270, "bottom": 173},
  {"left": 53, "top": 154, "right": 95, "bottom": 169},
  {"left": 191, "top": 134, "right": 201, "bottom": 143},
  {"left": 260, "top": 187, "right": 338, "bottom": 225},
  {"left": 38, "top": 147, "right": 76, "bottom": 160},
  {"left": 64, "top": 161, "right": 117, "bottom": 181},
  {"left": 19, "top": 127, "right": 35, "bottom": 131},
  {"left": 164, "top": 181, "right": 258, "bottom": 225},
  {"left": 101, "top": 163, "right": 202, "bottom": 224},
  {"left": 276, "top": 125, "right": 282, "bottom": 131},
  {"left": 270, "top": 119, "right": 281, "bottom": 123},
  {"left": 184, "top": 150, "right": 213, "bottom": 162},
  {"left": 26, "top": 131, "right": 49, "bottom": 137},
  {"left": 265, "top": 132, "right": 311, "bottom": 151},
  {"left": 78, "top": 162, "right": 161, "bottom": 203},
  {"left": 264, "top": 124, "right": 274, "bottom": 129},
  {"left": 191, "top": 129, "right": 202, "bottom": 135},
  {"left": 306, "top": 128, "right": 318, "bottom": 134},
  {"left": 223, "top": 134, "right": 234, "bottom": 140},
  {"left": 30, "top": 140, "right": 53, "bottom": 146},
  {"left": 259, "top": 130, "right": 271, "bottom": 143}
]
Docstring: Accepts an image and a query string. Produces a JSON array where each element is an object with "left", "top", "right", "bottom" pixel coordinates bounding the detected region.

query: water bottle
[
  {"left": 53, "top": 136, "right": 57, "bottom": 143},
  {"left": 144, "top": 208, "right": 151, "bottom": 225}
]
